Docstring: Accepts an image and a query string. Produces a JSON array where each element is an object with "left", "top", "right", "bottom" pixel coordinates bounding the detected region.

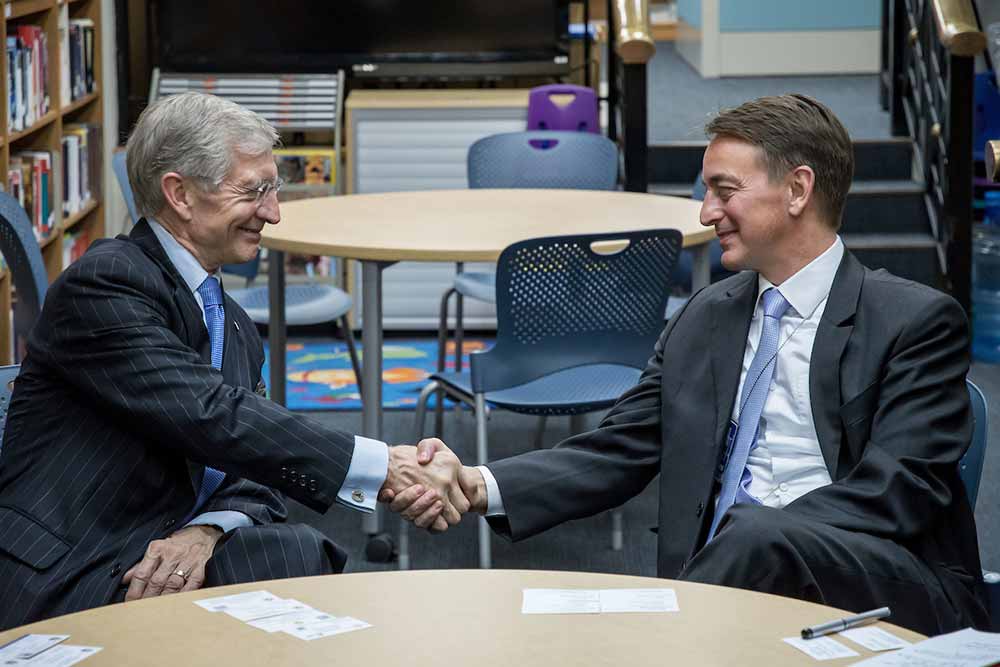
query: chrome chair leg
[
  {"left": 435, "top": 288, "right": 457, "bottom": 436},
  {"left": 398, "top": 380, "right": 443, "bottom": 571},
  {"left": 475, "top": 392, "right": 491, "bottom": 569},
  {"left": 339, "top": 315, "right": 363, "bottom": 399},
  {"left": 455, "top": 293, "right": 465, "bottom": 373},
  {"left": 612, "top": 510, "right": 623, "bottom": 551},
  {"left": 532, "top": 416, "right": 548, "bottom": 449}
]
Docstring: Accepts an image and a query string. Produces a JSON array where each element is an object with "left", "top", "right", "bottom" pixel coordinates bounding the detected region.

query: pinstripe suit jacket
[{"left": 0, "top": 220, "right": 357, "bottom": 630}]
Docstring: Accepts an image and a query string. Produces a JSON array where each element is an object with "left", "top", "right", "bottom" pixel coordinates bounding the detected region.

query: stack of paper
[
  {"left": 0, "top": 634, "right": 101, "bottom": 666},
  {"left": 521, "top": 588, "right": 679, "bottom": 615},
  {"left": 850, "top": 628, "right": 1000, "bottom": 667},
  {"left": 194, "top": 590, "right": 371, "bottom": 641}
]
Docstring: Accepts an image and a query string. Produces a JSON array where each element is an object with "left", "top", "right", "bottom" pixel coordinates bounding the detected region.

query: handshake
[{"left": 378, "top": 439, "right": 485, "bottom": 533}]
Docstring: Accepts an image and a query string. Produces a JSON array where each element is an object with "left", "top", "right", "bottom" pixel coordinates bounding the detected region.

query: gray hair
[{"left": 125, "top": 92, "right": 279, "bottom": 218}]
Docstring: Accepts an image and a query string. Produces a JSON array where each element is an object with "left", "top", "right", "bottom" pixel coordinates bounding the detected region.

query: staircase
[{"left": 647, "top": 138, "right": 943, "bottom": 287}]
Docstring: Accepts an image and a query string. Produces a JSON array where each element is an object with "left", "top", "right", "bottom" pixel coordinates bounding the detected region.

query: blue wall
[
  {"left": 677, "top": 0, "right": 702, "bottom": 29},
  {"left": 719, "top": 0, "right": 880, "bottom": 32}
]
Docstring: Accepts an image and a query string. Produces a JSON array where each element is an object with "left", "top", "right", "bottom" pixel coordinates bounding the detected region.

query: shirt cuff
[
  {"left": 336, "top": 435, "right": 389, "bottom": 513},
  {"left": 184, "top": 510, "right": 253, "bottom": 534},
  {"left": 478, "top": 465, "right": 506, "bottom": 517}
]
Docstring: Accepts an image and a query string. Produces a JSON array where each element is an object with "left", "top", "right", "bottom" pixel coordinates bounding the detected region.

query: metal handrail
[
  {"left": 611, "top": 0, "right": 655, "bottom": 65},
  {"left": 931, "top": 0, "right": 985, "bottom": 56},
  {"left": 987, "top": 140, "right": 1000, "bottom": 183}
]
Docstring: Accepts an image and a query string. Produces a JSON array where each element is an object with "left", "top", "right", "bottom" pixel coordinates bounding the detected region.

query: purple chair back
[{"left": 526, "top": 84, "right": 599, "bottom": 133}]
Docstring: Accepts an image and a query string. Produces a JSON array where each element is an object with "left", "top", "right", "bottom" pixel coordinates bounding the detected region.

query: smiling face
[
  {"left": 185, "top": 150, "right": 281, "bottom": 271},
  {"left": 699, "top": 136, "right": 799, "bottom": 283}
]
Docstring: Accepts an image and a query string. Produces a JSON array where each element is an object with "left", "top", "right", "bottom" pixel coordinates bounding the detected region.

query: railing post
[
  {"left": 622, "top": 64, "right": 648, "bottom": 192},
  {"left": 889, "top": 0, "right": 908, "bottom": 136},
  {"left": 945, "top": 52, "right": 975, "bottom": 313}
]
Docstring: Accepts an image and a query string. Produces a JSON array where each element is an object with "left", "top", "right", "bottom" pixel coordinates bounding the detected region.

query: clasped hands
[{"left": 378, "top": 439, "right": 485, "bottom": 532}]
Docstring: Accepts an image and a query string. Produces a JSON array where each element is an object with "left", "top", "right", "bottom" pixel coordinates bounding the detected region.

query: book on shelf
[
  {"left": 62, "top": 122, "right": 102, "bottom": 217},
  {"left": 10, "top": 151, "right": 55, "bottom": 242},
  {"left": 63, "top": 227, "right": 90, "bottom": 268},
  {"left": 274, "top": 147, "right": 337, "bottom": 186},
  {"left": 58, "top": 4, "right": 71, "bottom": 105},
  {"left": 67, "top": 18, "right": 95, "bottom": 102},
  {"left": 5, "top": 24, "right": 50, "bottom": 132}
]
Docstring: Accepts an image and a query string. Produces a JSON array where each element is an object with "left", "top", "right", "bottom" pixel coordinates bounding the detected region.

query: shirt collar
[
  {"left": 755, "top": 236, "right": 844, "bottom": 318},
  {"left": 147, "top": 218, "right": 215, "bottom": 296}
]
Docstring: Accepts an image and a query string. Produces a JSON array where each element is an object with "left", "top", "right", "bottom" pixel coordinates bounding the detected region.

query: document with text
[{"left": 521, "top": 588, "right": 678, "bottom": 614}]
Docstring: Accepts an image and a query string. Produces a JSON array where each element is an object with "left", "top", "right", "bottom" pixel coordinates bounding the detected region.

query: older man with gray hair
[{"left": 0, "top": 92, "right": 467, "bottom": 630}]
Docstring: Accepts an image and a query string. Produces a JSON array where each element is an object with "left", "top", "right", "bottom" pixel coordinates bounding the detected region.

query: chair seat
[
  {"left": 453, "top": 271, "right": 496, "bottom": 303},
  {"left": 432, "top": 363, "right": 641, "bottom": 415},
  {"left": 228, "top": 283, "right": 353, "bottom": 327}
]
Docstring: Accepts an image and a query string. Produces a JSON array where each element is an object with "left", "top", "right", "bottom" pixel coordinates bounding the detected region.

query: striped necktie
[
  {"left": 708, "top": 287, "right": 790, "bottom": 540},
  {"left": 185, "top": 276, "right": 227, "bottom": 520}
]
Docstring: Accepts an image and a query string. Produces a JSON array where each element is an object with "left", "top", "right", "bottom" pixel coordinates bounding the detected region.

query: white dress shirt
[
  {"left": 481, "top": 236, "right": 845, "bottom": 517},
  {"left": 148, "top": 220, "right": 387, "bottom": 530}
]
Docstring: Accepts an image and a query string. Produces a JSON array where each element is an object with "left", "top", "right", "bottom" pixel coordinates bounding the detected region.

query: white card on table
[
  {"left": 839, "top": 626, "right": 911, "bottom": 652},
  {"left": 247, "top": 609, "right": 333, "bottom": 633},
  {"left": 282, "top": 616, "right": 371, "bottom": 641},
  {"left": 13, "top": 645, "right": 101, "bottom": 667},
  {"left": 193, "top": 590, "right": 279, "bottom": 613},
  {"left": 222, "top": 597, "right": 311, "bottom": 622},
  {"left": 598, "top": 588, "right": 679, "bottom": 613},
  {"left": 0, "top": 635, "right": 69, "bottom": 661},
  {"left": 783, "top": 636, "right": 860, "bottom": 661},
  {"left": 521, "top": 589, "right": 601, "bottom": 614}
]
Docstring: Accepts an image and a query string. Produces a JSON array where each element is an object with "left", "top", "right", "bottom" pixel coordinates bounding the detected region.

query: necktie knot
[
  {"left": 762, "top": 288, "right": 790, "bottom": 320},
  {"left": 197, "top": 276, "right": 223, "bottom": 307}
]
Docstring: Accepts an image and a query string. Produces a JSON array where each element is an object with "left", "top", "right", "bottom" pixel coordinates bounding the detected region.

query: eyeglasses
[{"left": 229, "top": 177, "right": 284, "bottom": 204}]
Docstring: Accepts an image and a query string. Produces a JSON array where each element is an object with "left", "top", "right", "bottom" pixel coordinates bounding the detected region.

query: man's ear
[
  {"left": 161, "top": 172, "right": 195, "bottom": 222},
  {"left": 787, "top": 165, "right": 815, "bottom": 217}
]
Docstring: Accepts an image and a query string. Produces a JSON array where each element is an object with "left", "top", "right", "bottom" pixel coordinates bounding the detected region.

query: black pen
[{"left": 801, "top": 607, "right": 891, "bottom": 639}]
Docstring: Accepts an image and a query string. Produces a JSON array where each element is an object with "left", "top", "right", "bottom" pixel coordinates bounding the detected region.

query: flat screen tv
[{"left": 153, "top": 1, "right": 571, "bottom": 76}]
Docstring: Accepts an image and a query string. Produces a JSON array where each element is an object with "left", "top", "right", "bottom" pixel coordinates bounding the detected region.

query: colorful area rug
[{"left": 262, "top": 339, "right": 491, "bottom": 411}]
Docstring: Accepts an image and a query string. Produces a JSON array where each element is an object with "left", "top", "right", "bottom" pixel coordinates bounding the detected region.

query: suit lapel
[
  {"left": 710, "top": 272, "right": 758, "bottom": 445},
  {"left": 809, "top": 251, "right": 864, "bottom": 478},
  {"left": 129, "top": 219, "right": 207, "bottom": 357}
]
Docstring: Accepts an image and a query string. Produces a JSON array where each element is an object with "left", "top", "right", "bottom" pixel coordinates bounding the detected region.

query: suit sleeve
[
  {"left": 485, "top": 297, "right": 695, "bottom": 541},
  {"left": 784, "top": 291, "right": 972, "bottom": 540},
  {"left": 31, "top": 248, "right": 357, "bottom": 514}
]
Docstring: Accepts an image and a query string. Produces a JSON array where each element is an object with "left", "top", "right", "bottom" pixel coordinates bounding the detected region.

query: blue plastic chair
[
  {"left": 112, "top": 151, "right": 363, "bottom": 393},
  {"left": 414, "top": 228, "right": 683, "bottom": 569},
  {"left": 0, "top": 192, "right": 48, "bottom": 349},
  {"left": 436, "top": 131, "right": 619, "bottom": 425},
  {"left": 961, "top": 379, "right": 999, "bottom": 630},
  {"left": 0, "top": 364, "right": 19, "bottom": 458}
]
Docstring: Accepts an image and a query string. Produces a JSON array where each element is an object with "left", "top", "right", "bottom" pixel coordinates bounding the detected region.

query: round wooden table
[
  {"left": 0, "top": 570, "right": 922, "bottom": 666},
  {"left": 262, "top": 189, "right": 713, "bottom": 540}
]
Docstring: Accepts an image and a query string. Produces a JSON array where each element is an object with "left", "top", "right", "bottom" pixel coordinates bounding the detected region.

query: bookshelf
[{"left": 0, "top": 0, "right": 104, "bottom": 364}]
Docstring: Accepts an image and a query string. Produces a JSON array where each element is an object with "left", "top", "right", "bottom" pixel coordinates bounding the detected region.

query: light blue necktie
[
  {"left": 186, "top": 276, "right": 227, "bottom": 519},
  {"left": 708, "top": 288, "right": 790, "bottom": 540}
]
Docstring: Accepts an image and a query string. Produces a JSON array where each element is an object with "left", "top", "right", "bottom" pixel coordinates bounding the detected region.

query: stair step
[
  {"left": 849, "top": 179, "right": 924, "bottom": 195},
  {"left": 842, "top": 233, "right": 937, "bottom": 250},
  {"left": 649, "top": 182, "right": 695, "bottom": 197}
]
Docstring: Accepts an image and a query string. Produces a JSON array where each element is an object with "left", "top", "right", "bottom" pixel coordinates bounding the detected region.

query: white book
[
  {"left": 58, "top": 3, "right": 70, "bottom": 105},
  {"left": 12, "top": 43, "right": 23, "bottom": 131},
  {"left": 65, "top": 133, "right": 80, "bottom": 214},
  {"left": 23, "top": 47, "right": 33, "bottom": 126}
]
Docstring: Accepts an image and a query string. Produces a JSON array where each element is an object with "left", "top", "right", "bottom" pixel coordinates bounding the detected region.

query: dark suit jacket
[
  {"left": 488, "top": 251, "right": 984, "bottom": 609},
  {"left": 0, "top": 220, "right": 357, "bottom": 630}
]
